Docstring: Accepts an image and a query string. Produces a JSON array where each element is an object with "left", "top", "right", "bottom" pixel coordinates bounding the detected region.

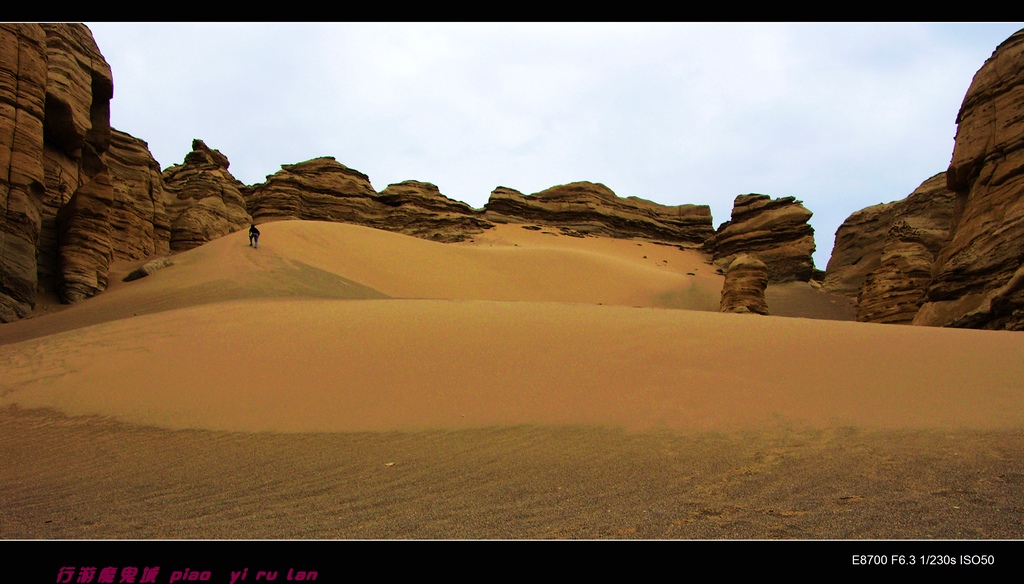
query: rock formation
[
  {"left": 855, "top": 221, "right": 937, "bottom": 324},
  {"left": 122, "top": 257, "right": 173, "bottom": 282},
  {"left": 483, "top": 182, "right": 714, "bottom": 245},
  {"left": 106, "top": 129, "right": 171, "bottom": 261},
  {"left": 0, "top": 24, "right": 48, "bottom": 321},
  {"left": 247, "top": 157, "right": 492, "bottom": 243},
  {"left": 719, "top": 254, "right": 769, "bottom": 315},
  {"left": 822, "top": 173, "right": 956, "bottom": 300},
  {"left": 708, "top": 194, "right": 815, "bottom": 283},
  {"left": 162, "top": 139, "right": 251, "bottom": 252},
  {"left": 55, "top": 169, "right": 114, "bottom": 303},
  {"left": 914, "top": 30, "right": 1024, "bottom": 330},
  {"left": 0, "top": 23, "right": 120, "bottom": 316},
  {"left": 374, "top": 180, "right": 493, "bottom": 242}
]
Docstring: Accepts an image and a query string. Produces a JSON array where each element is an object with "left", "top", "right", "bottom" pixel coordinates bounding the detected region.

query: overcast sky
[{"left": 85, "top": 22, "right": 1024, "bottom": 268}]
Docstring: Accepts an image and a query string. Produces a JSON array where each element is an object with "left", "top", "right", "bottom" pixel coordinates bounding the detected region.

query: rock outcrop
[
  {"left": 483, "top": 182, "right": 714, "bottom": 245},
  {"left": 106, "top": 129, "right": 170, "bottom": 261},
  {"left": 43, "top": 23, "right": 117, "bottom": 305},
  {"left": 122, "top": 256, "right": 173, "bottom": 282},
  {"left": 915, "top": 30, "right": 1024, "bottom": 330},
  {"left": 855, "top": 221, "right": 937, "bottom": 324},
  {"left": 822, "top": 173, "right": 956, "bottom": 299},
  {"left": 0, "top": 24, "right": 48, "bottom": 321},
  {"left": 0, "top": 23, "right": 121, "bottom": 315},
  {"left": 719, "top": 254, "right": 769, "bottom": 315},
  {"left": 247, "top": 157, "right": 492, "bottom": 243},
  {"left": 1, "top": 24, "right": 176, "bottom": 319},
  {"left": 162, "top": 139, "right": 251, "bottom": 252},
  {"left": 55, "top": 170, "right": 113, "bottom": 303},
  {"left": 708, "top": 194, "right": 815, "bottom": 283},
  {"left": 374, "top": 180, "right": 493, "bottom": 242}
]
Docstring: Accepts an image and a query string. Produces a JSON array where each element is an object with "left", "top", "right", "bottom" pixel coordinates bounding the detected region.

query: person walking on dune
[{"left": 249, "top": 224, "right": 260, "bottom": 248}]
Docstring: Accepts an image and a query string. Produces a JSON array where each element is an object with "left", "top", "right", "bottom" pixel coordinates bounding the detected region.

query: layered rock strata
[
  {"left": 247, "top": 157, "right": 492, "bottom": 243},
  {"left": 709, "top": 194, "right": 815, "bottom": 283},
  {"left": 915, "top": 30, "right": 1024, "bottom": 330},
  {"left": 483, "top": 182, "right": 714, "bottom": 245},
  {"left": 822, "top": 173, "right": 955, "bottom": 299},
  {"left": 375, "top": 180, "right": 493, "bottom": 242},
  {"left": 0, "top": 24, "right": 48, "bottom": 321},
  {"left": 719, "top": 254, "right": 769, "bottom": 315},
  {"left": 0, "top": 23, "right": 121, "bottom": 315},
  {"left": 41, "top": 24, "right": 117, "bottom": 304},
  {"left": 162, "top": 139, "right": 251, "bottom": 252},
  {"left": 856, "top": 222, "right": 937, "bottom": 324},
  {"left": 106, "top": 129, "right": 170, "bottom": 261}
]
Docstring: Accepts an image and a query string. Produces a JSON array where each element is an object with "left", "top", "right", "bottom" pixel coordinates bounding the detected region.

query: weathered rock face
[
  {"left": 376, "top": 180, "right": 493, "bottom": 242},
  {"left": 56, "top": 170, "right": 113, "bottom": 303},
  {"left": 822, "top": 173, "right": 956, "bottom": 299},
  {"left": 483, "top": 182, "right": 714, "bottom": 245},
  {"left": 248, "top": 157, "right": 492, "bottom": 243},
  {"left": 719, "top": 254, "right": 769, "bottom": 315},
  {"left": 40, "top": 23, "right": 115, "bottom": 304},
  {"left": 106, "top": 129, "right": 170, "bottom": 261},
  {"left": 0, "top": 23, "right": 120, "bottom": 315},
  {"left": 2, "top": 24, "right": 178, "bottom": 319},
  {"left": 915, "top": 30, "right": 1024, "bottom": 330},
  {"left": 162, "top": 139, "right": 251, "bottom": 252},
  {"left": 0, "top": 24, "right": 48, "bottom": 321},
  {"left": 856, "top": 221, "right": 937, "bottom": 324},
  {"left": 709, "top": 194, "right": 815, "bottom": 283}
]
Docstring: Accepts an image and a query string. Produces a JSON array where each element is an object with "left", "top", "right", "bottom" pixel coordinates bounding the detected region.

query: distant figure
[{"left": 249, "top": 224, "right": 260, "bottom": 248}]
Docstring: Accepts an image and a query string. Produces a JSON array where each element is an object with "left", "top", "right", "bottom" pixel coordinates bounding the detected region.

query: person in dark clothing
[{"left": 249, "top": 224, "right": 260, "bottom": 248}]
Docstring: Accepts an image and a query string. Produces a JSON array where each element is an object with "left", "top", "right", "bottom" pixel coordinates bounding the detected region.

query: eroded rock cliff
[
  {"left": 0, "top": 24, "right": 48, "bottom": 321},
  {"left": 106, "top": 129, "right": 170, "bottom": 261},
  {"left": 247, "top": 157, "right": 491, "bottom": 243},
  {"left": 1, "top": 24, "right": 177, "bottom": 320},
  {"left": 822, "top": 173, "right": 956, "bottom": 308},
  {"left": 483, "top": 182, "right": 714, "bottom": 245},
  {"left": 0, "top": 23, "right": 121, "bottom": 314},
  {"left": 855, "top": 221, "right": 937, "bottom": 324},
  {"left": 915, "top": 30, "right": 1024, "bottom": 329}
]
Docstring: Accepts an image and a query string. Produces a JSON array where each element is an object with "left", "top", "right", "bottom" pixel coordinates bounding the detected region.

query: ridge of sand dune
[
  {"left": 276, "top": 220, "right": 719, "bottom": 305},
  {"left": 2, "top": 296, "right": 1021, "bottom": 434},
  {"left": 0, "top": 221, "right": 724, "bottom": 344}
]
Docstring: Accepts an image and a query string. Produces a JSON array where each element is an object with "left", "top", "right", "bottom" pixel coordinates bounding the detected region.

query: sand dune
[
  {"left": 2, "top": 220, "right": 1023, "bottom": 538},
  {"left": 3, "top": 296, "right": 1023, "bottom": 434},
  {"left": 0, "top": 221, "right": 722, "bottom": 344}
]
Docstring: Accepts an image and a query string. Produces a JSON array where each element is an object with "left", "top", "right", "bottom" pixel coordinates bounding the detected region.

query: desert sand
[{"left": 2, "top": 221, "right": 1023, "bottom": 539}]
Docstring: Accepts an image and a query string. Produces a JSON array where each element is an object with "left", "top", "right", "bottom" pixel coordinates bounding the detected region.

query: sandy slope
[{"left": 2, "top": 220, "right": 1022, "bottom": 538}]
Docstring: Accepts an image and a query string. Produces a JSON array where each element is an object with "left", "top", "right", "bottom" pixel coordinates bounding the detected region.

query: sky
[{"left": 85, "top": 22, "right": 1024, "bottom": 268}]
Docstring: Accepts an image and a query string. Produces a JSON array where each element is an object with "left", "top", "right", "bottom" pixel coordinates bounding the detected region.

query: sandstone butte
[
  {"left": 162, "top": 139, "right": 251, "bottom": 252},
  {"left": 483, "top": 182, "right": 715, "bottom": 246},
  {"left": 707, "top": 194, "right": 816, "bottom": 283},
  {"left": 4, "top": 23, "right": 1024, "bottom": 332}
]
